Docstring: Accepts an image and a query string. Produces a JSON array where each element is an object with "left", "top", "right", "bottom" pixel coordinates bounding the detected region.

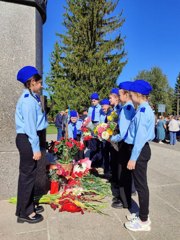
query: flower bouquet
[
  {"left": 48, "top": 138, "right": 85, "bottom": 181},
  {"left": 81, "top": 126, "right": 93, "bottom": 141},
  {"left": 93, "top": 122, "right": 117, "bottom": 141}
]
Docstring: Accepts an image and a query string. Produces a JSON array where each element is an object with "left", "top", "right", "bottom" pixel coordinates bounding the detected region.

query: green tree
[
  {"left": 135, "top": 67, "right": 174, "bottom": 114},
  {"left": 172, "top": 73, "right": 180, "bottom": 115},
  {"left": 46, "top": 0, "right": 127, "bottom": 113}
]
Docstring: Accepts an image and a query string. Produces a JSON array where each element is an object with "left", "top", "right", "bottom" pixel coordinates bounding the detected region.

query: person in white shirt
[{"left": 168, "top": 115, "right": 180, "bottom": 145}]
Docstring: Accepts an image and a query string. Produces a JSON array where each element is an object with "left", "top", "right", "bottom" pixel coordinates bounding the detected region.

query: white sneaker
[
  {"left": 125, "top": 217, "right": 151, "bottom": 232},
  {"left": 159, "top": 141, "right": 164, "bottom": 144},
  {"left": 126, "top": 212, "right": 151, "bottom": 224},
  {"left": 126, "top": 212, "right": 139, "bottom": 221}
]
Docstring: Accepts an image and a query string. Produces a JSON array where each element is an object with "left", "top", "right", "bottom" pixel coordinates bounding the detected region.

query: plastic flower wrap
[
  {"left": 72, "top": 158, "right": 91, "bottom": 178},
  {"left": 82, "top": 117, "right": 95, "bottom": 131}
]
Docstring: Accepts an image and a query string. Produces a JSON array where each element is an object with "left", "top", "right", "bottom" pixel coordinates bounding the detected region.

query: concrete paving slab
[
  {"left": 0, "top": 141, "right": 180, "bottom": 240},
  {"left": 46, "top": 204, "right": 133, "bottom": 240}
]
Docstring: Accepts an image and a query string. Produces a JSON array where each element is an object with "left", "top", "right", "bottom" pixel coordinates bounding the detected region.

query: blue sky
[{"left": 43, "top": 0, "right": 180, "bottom": 89}]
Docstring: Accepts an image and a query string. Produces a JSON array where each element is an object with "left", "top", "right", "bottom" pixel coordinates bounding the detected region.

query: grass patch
[{"left": 47, "top": 124, "right": 57, "bottom": 134}]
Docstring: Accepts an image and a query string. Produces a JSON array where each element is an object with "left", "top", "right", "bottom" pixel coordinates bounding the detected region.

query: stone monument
[{"left": 0, "top": 0, "right": 48, "bottom": 199}]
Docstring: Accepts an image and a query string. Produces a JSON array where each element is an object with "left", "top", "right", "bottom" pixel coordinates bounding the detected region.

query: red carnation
[
  {"left": 54, "top": 147, "right": 58, "bottom": 153},
  {"left": 66, "top": 142, "right": 73, "bottom": 148}
]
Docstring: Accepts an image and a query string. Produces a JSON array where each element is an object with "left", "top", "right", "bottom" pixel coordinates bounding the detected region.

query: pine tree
[
  {"left": 46, "top": 0, "right": 126, "bottom": 113},
  {"left": 135, "top": 67, "right": 174, "bottom": 114}
]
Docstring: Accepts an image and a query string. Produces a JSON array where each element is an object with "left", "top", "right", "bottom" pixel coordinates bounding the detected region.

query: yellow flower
[
  {"left": 107, "top": 129, "right": 113, "bottom": 135},
  {"left": 107, "top": 115, "right": 113, "bottom": 121}
]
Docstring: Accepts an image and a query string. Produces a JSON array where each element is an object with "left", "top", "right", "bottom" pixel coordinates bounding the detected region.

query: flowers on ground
[{"left": 9, "top": 162, "right": 111, "bottom": 214}]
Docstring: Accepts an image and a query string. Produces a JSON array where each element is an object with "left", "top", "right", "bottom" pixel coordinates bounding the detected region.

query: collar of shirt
[
  {"left": 123, "top": 100, "right": 134, "bottom": 107},
  {"left": 136, "top": 101, "right": 149, "bottom": 112}
]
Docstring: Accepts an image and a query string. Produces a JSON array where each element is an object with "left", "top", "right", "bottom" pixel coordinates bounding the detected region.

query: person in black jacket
[{"left": 55, "top": 111, "right": 64, "bottom": 140}]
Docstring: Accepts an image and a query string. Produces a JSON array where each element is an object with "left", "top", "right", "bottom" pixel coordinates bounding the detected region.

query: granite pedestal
[{"left": 0, "top": 1, "right": 47, "bottom": 199}]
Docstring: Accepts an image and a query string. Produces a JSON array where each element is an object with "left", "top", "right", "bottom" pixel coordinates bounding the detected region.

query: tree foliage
[
  {"left": 135, "top": 67, "right": 174, "bottom": 114},
  {"left": 46, "top": 0, "right": 127, "bottom": 113},
  {"left": 172, "top": 72, "right": 180, "bottom": 115}
]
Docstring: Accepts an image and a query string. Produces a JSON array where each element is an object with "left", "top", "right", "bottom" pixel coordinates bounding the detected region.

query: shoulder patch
[
  {"left": 126, "top": 105, "right": 131, "bottom": 111},
  {"left": 24, "top": 94, "right": 29, "bottom": 98},
  {"left": 140, "top": 107, "right": 146, "bottom": 113}
]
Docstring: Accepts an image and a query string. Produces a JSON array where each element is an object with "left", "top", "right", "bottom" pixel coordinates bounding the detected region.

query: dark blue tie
[
  {"left": 73, "top": 123, "right": 77, "bottom": 139},
  {"left": 105, "top": 115, "right": 108, "bottom": 123},
  {"left": 35, "top": 94, "right": 41, "bottom": 104},
  {"left": 92, "top": 106, "right": 96, "bottom": 121}
]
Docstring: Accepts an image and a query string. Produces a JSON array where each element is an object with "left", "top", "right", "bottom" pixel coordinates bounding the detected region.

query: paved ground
[{"left": 0, "top": 135, "right": 180, "bottom": 240}]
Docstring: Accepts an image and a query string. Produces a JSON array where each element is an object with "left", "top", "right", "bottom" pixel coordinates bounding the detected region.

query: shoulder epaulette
[
  {"left": 100, "top": 109, "right": 104, "bottom": 115},
  {"left": 140, "top": 107, "right": 146, "bottom": 113},
  {"left": 24, "top": 94, "right": 29, "bottom": 98},
  {"left": 126, "top": 105, "right": 131, "bottom": 111}
]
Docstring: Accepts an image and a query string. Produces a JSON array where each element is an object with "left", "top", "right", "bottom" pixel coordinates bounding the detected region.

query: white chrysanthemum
[{"left": 102, "top": 131, "right": 110, "bottom": 140}]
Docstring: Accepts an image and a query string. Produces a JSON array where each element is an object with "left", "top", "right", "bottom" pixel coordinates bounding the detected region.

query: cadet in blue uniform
[
  {"left": 109, "top": 88, "right": 122, "bottom": 115},
  {"left": 68, "top": 110, "right": 83, "bottom": 140},
  {"left": 15, "top": 66, "right": 48, "bottom": 224},
  {"left": 110, "top": 82, "right": 135, "bottom": 209},
  {"left": 100, "top": 98, "right": 112, "bottom": 177},
  {"left": 88, "top": 92, "right": 101, "bottom": 123},
  {"left": 124, "top": 80, "right": 155, "bottom": 232},
  {"left": 68, "top": 110, "right": 84, "bottom": 160},
  {"left": 88, "top": 93, "right": 102, "bottom": 165},
  {"left": 109, "top": 88, "right": 122, "bottom": 185}
]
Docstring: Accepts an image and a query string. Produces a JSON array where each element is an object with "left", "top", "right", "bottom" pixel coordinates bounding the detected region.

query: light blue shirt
[
  {"left": 100, "top": 109, "right": 113, "bottom": 123},
  {"left": 88, "top": 104, "right": 101, "bottom": 122},
  {"left": 125, "top": 101, "right": 155, "bottom": 161},
  {"left": 15, "top": 89, "right": 48, "bottom": 153},
  {"left": 111, "top": 101, "right": 135, "bottom": 143},
  {"left": 68, "top": 120, "right": 83, "bottom": 139}
]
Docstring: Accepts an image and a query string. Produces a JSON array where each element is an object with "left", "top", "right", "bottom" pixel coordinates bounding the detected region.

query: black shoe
[
  {"left": 35, "top": 205, "right": 44, "bottom": 214},
  {"left": 112, "top": 197, "right": 120, "bottom": 203},
  {"left": 111, "top": 200, "right": 123, "bottom": 209},
  {"left": 17, "top": 213, "right": 43, "bottom": 224}
]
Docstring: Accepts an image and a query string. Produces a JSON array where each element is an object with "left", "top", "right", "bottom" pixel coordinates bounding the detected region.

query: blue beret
[
  {"left": 100, "top": 98, "right": 110, "bottom": 105},
  {"left": 17, "top": 66, "right": 39, "bottom": 84},
  {"left": 130, "top": 80, "right": 152, "bottom": 95},
  {"left": 90, "top": 92, "right": 99, "bottom": 100},
  {"left": 70, "top": 110, "right": 78, "bottom": 117},
  {"left": 110, "top": 88, "right": 119, "bottom": 95},
  {"left": 119, "top": 81, "right": 132, "bottom": 91}
]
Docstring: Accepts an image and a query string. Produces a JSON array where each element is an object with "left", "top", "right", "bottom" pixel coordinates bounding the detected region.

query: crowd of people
[
  {"left": 15, "top": 65, "right": 157, "bottom": 232},
  {"left": 155, "top": 115, "right": 180, "bottom": 145}
]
